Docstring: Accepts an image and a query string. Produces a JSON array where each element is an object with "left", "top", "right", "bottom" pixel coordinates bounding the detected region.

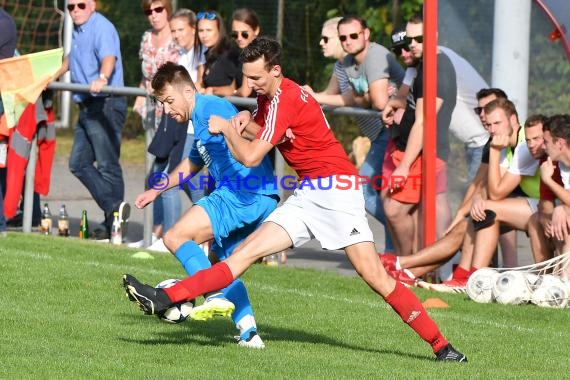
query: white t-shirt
[
  {"left": 402, "top": 46, "right": 489, "bottom": 148},
  {"left": 506, "top": 141, "right": 539, "bottom": 176}
]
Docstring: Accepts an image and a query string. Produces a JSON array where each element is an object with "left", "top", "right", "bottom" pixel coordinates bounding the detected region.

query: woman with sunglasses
[
  {"left": 230, "top": 8, "right": 260, "bottom": 98},
  {"left": 130, "top": 0, "right": 183, "bottom": 251},
  {"left": 194, "top": 10, "right": 241, "bottom": 97}
]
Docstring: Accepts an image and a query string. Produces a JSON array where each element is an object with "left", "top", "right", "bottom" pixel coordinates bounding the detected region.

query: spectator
[
  {"left": 382, "top": 14, "right": 456, "bottom": 257},
  {"left": 533, "top": 114, "right": 570, "bottom": 271},
  {"left": 0, "top": 6, "right": 17, "bottom": 237},
  {"left": 54, "top": 0, "right": 129, "bottom": 240},
  {"left": 196, "top": 10, "right": 240, "bottom": 96},
  {"left": 304, "top": 15, "right": 401, "bottom": 253},
  {"left": 169, "top": 9, "right": 205, "bottom": 212},
  {"left": 129, "top": 0, "right": 181, "bottom": 250},
  {"left": 230, "top": 8, "right": 260, "bottom": 98}
]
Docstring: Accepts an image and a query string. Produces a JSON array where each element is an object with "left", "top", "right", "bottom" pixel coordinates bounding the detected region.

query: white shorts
[{"left": 264, "top": 175, "right": 374, "bottom": 250}]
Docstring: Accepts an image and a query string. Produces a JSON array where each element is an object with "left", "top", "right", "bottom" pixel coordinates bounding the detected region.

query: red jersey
[{"left": 254, "top": 77, "right": 357, "bottom": 179}]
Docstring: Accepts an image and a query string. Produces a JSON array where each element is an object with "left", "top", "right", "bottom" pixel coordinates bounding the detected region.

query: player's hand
[
  {"left": 540, "top": 156, "right": 555, "bottom": 183},
  {"left": 134, "top": 189, "right": 159, "bottom": 209},
  {"left": 133, "top": 96, "right": 145, "bottom": 117},
  {"left": 230, "top": 111, "right": 251, "bottom": 135},
  {"left": 208, "top": 115, "right": 229, "bottom": 135},
  {"left": 539, "top": 212, "right": 554, "bottom": 238},
  {"left": 470, "top": 195, "right": 487, "bottom": 221},
  {"left": 490, "top": 134, "right": 510, "bottom": 149}
]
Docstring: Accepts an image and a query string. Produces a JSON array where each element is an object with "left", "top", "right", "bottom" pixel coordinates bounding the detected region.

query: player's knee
[{"left": 163, "top": 230, "right": 182, "bottom": 254}]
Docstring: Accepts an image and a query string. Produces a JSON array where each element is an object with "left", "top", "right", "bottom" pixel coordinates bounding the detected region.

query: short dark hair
[
  {"left": 545, "top": 114, "right": 570, "bottom": 145},
  {"left": 240, "top": 36, "right": 281, "bottom": 70},
  {"left": 151, "top": 62, "right": 196, "bottom": 96},
  {"left": 476, "top": 88, "right": 508, "bottom": 101},
  {"left": 408, "top": 13, "right": 423, "bottom": 24},
  {"left": 483, "top": 97, "right": 517, "bottom": 119},
  {"left": 338, "top": 15, "right": 368, "bottom": 30},
  {"left": 524, "top": 114, "right": 546, "bottom": 129}
]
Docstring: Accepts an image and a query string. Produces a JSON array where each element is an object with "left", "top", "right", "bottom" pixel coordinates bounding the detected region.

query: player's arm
[
  {"left": 135, "top": 158, "right": 204, "bottom": 209},
  {"left": 209, "top": 115, "right": 273, "bottom": 167}
]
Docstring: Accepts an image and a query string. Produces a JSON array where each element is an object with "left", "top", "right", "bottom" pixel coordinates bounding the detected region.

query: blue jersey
[{"left": 189, "top": 94, "right": 277, "bottom": 196}]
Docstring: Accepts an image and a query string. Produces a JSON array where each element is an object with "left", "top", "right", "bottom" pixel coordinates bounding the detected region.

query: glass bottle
[
  {"left": 110, "top": 211, "right": 122, "bottom": 245},
  {"left": 40, "top": 203, "right": 52, "bottom": 235},
  {"left": 58, "top": 205, "right": 70, "bottom": 237},
  {"left": 79, "top": 210, "right": 89, "bottom": 239}
]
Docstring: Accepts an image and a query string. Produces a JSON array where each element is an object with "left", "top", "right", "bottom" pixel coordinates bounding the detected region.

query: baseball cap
[{"left": 391, "top": 27, "right": 407, "bottom": 47}]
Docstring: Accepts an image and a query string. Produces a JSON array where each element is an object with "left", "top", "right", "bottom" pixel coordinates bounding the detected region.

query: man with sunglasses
[
  {"left": 54, "top": 0, "right": 129, "bottom": 240},
  {"left": 331, "top": 15, "right": 407, "bottom": 255},
  {"left": 381, "top": 14, "right": 457, "bottom": 259}
]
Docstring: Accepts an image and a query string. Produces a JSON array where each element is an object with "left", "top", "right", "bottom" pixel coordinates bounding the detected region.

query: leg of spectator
[
  {"left": 383, "top": 196, "right": 416, "bottom": 256},
  {"left": 359, "top": 131, "right": 393, "bottom": 252},
  {"left": 528, "top": 212, "right": 554, "bottom": 263}
]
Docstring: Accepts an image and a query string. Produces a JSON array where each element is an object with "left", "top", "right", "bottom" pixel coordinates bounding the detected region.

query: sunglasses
[
  {"left": 338, "top": 31, "right": 363, "bottom": 42},
  {"left": 144, "top": 6, "right": 165, "bottom": 16},
  {"left": 392, "top": 45, "right": 410, "bottom": 56},
  {"left": 473, "top": 106, "right": 484, "bottom": 115},
  {"left": 404, "top": 35, "right": 423, "bottom": 44},
  {"left": 197, "top": 11, "right": 217, "bottom": 20},
  {"left": 320, "top": 35, "right": 335, "bottom": 44},
  {"left": 231, "top": 31, "right": 250, "bottom": 40},
  {"left": 67, "top": 2, "right": 86, "bottom": 11}
]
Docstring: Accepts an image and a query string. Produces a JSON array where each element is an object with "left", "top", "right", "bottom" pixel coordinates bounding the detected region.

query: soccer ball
[
  {"left": 492, "top": 271, "right": 531, "bottom": 305},
  {"left": 530, "top": 275, "right": 569, "bottom": 308},
  {"left": 466, "top": 268, "right": 499, "bottom": 303},
  {"left": 155, "top": 279, "right": 195, "bottom": 323}
]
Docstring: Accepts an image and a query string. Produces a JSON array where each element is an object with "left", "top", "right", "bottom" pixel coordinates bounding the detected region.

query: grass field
[{"left": 1, "top": 233, "right": 569, "bottom": 379}]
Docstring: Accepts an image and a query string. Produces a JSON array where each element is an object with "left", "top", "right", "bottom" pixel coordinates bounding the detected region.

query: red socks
[
  {"left": 452, "top": 266, "right": 474, "bottom": 281},
  {"left": 385, "top": 281, "right": 448, "bottom": 353},
  {"left": 164, "top": 262, "right": 234, "bottom": 303}
]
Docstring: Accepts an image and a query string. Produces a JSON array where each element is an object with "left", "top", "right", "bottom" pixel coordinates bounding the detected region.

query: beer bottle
[
  {"left": 110, "top": 211, "right": 122, "bottom": 245},
  {"left": 79, "top": 210, "right": 89, "bottom": 239},
  {"left": 58, "top": 205, "right": 70, "bottom": 237},
  {"left": 40, "top": 203, "right": 52, "bottom": 235}
]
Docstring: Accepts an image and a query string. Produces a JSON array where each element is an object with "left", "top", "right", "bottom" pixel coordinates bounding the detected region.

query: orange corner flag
[{"left": 0, "top": 48, "right": 63, "bottom": 131}]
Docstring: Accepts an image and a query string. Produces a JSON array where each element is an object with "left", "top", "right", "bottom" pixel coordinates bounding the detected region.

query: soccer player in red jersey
[{"left": 123, "top": 37, "right": 467, "bottom": 362}]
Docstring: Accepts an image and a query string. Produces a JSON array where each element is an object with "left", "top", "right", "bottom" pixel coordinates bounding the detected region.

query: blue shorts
[{"left": 196, "top": 188, "right": 278, "bottom": 260}]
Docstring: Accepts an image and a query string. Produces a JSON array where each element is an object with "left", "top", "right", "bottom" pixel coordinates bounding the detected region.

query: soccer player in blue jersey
[{"left": 132, "top": 62, "right": 279, "bottom": 348}]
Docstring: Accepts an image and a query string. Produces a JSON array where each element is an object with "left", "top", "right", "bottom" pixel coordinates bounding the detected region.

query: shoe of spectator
[
  {"left": 189, "top": 293, "right": 235, "bottom": 321},
  {"left": 379, "top": 253, "right": 398, "bottom": 272},
  {"left": 235, "top": 331, "right": 265, "bottom": 349},
  {"left": 92, "top": 225, "right": 110, "bottom": 241},
  {"left": 6, "top": 212, "right": 41, "bottom": 228},
  {"left": 388, "top": 268, "right": 417, "bottom": 287},
  {"left": 128, "top": 233, "right": 159, "bottom": 248},
  {"left": 435, "top": 344, "right": 468, "bottom": 362},
  {"left": 147, "top": 238, "right": 169, "bottom": 253},
  {"left": 429, "top": 278, "right": 468, "bottom": 293},
  {"left": 122, "top": 274, "right": 171, "bottom": 315}
]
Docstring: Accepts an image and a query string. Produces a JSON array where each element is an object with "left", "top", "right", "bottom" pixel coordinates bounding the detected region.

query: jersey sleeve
[
  {"left": 507, "top": 143, "right": 539, "bottom": 176},
  {"left": 255, "top": 90, "right": 298, "bottom": 146}
]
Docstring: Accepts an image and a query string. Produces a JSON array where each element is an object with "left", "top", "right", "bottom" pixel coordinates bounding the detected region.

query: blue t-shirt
[
  {"left": 69, "top": 12, "right": 124, "bottom": 102},
  {"left": 189, "top": 93, "right": 278, "bottom": 196}
]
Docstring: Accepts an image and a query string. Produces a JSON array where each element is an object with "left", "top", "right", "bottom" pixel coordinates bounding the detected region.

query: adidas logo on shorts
[{"left": 350, "top": 228, "right": 360, "bottom": 236}]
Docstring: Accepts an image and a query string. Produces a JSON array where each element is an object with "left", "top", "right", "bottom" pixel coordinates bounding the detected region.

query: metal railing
[{"left": 17, "top": 82, "right": 381, "bottom": 243}]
